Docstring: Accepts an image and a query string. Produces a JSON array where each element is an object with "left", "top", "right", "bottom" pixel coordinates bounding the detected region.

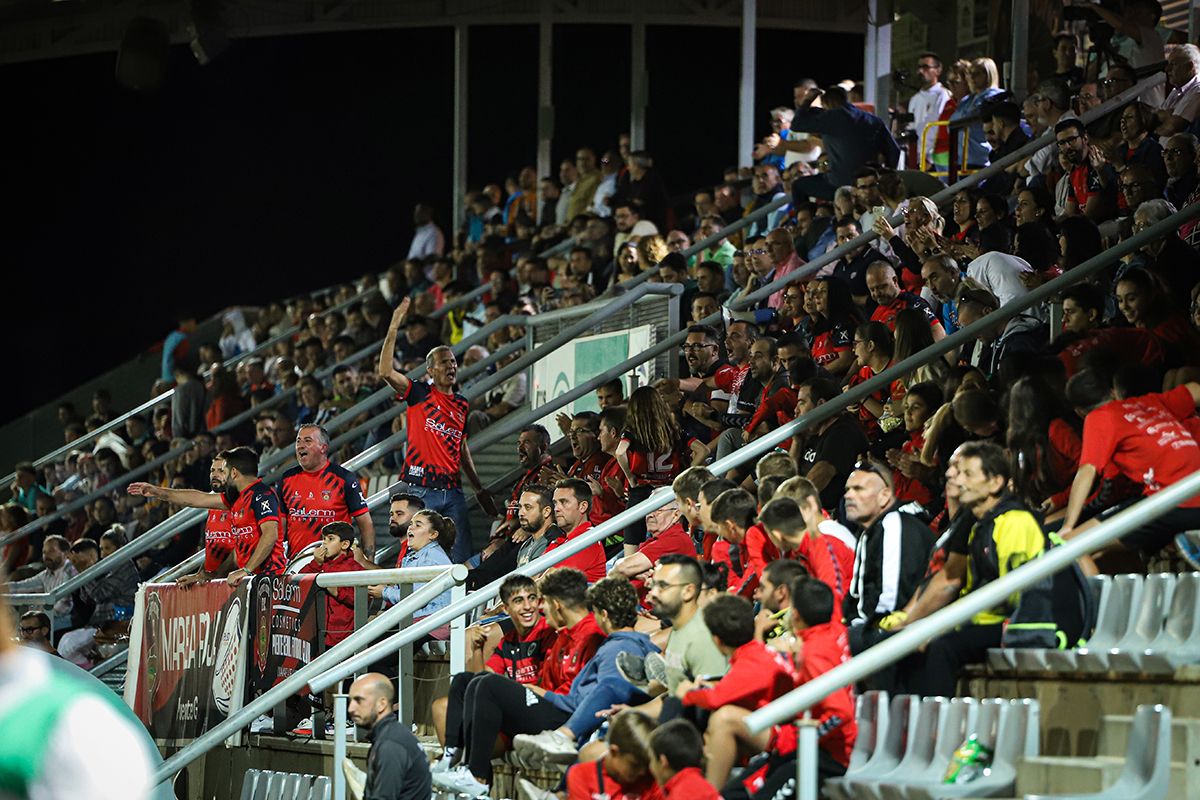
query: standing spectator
[
  {"left": 277, "top": 424, "right": 375, "bottom": 559},
  {"left": 160, "top": 313, "right": 197, "bottom": 382},
  {"left": 789, "top": 86, "right": 901, "bottom": 201},
  {"left": 347, "top": 673, "right": 432, "bottom": 800},
  {"left": 1050, "top": 33, "right": 1084, "bottom": 89},
  {"left": 379, "top": 299, "right": 496, "bottom": 562},
  {"left": 950, "top": 58, "right": 1003, "bottom": 170},
  {"left": 205, "top": 366, "right": 244, "bottom": 431},
  {"left": 544, "top": 479, "right": 607, "bottom": 582},
  {"left": 616, "top": 151, "right": 669, "bottom": 230},
  {"left": 1088, "top": 0, "right": 1166, "bottom": 106},
  {"left": 171, "top": 356, "right": 207, "bottom": 439},
  {"left": 908, "top": 52, "right": 952, "bottom": 169},
  {"left": 407, "top": 202, "right": 446, "bottom": 261},
  {"left": 589, "top": 150, "right": 621, "bottom": 217},
  {"left": 569, "top": 148, "right": 602, "bottom": 220}
]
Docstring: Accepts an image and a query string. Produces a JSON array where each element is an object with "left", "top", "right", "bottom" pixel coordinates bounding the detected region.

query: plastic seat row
[
  {"left": 823, "top": 693, "right": 1039, "bottom": 800},
  {"left": 987, "top": 572, "right": 1200, "bottom": 675},
  {"left": 239, "top": 770, "right": 331, "bottom": 800}
]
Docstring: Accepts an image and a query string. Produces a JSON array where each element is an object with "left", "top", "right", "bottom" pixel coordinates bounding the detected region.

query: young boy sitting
[
  {"left": 648, "top": 719, "right": 720, "bottom": 800},
  {"left": 705, "top": 576, "right": 858, "bottom": 796}
]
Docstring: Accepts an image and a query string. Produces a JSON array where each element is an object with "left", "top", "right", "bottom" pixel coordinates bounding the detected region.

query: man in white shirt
[
  {"left": 4, "top": 535, "right": 76, "bottom": 625},
  {"left": 966, "top": 251, "right": 1034, "bottom": 309},
  {"left": 1158, "top": 44, "right": 1200, "bottom": 138},
  {"left": 612, "top": 200, "right": 659, "bottom": 252},
  {"left": 907, "top": 52, "right": 952, "bottom": 170},
  {"left": 406, "top": 203, "right": 445, "bottom": 261}
]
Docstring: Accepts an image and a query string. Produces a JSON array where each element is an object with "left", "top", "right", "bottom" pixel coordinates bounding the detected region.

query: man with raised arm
[
  {"left": 277, "top": 423, "right": 376, "bottom": 560},
  {"left": 128, "top": 447, "right": 286, "bottom": 583},
  {"left": 379, "top": 298, "right": 496, "bottom": 563}
]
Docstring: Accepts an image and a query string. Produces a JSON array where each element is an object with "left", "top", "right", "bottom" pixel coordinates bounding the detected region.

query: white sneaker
[
  {"left": 517, "top": 777, "right": 558, "bottom": 800},
  {"left": 290, "top": 715, "right": 315, "bottom": 736},
  {"left": 325, "top": 718, "right": 356, "bottom": 740},
  {"left": 513, "top": 729, "right": 579, "bottom": 767},
  {"left": 432, "top": 747, "right": 458, "bottom": 774},
  {"left": 432, "top": 765, "right": 490, "bottom": 797},
  {"left": 250, "top": 714, "right": 274, "bottom": 733}
]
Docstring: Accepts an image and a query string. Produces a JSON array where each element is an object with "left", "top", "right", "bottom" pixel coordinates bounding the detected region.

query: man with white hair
[
  {"left": 1157, "top": 44, "right": 1200, "bottom": 137},
  {"left": 1133, "top": 199, "right": 1200, "bottom": 300}
]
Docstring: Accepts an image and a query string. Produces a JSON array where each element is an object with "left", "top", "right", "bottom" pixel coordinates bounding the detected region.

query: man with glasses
[
  {"left": 907, "top": 52, "right": 952, "bottom": 169},
  {"left": 17, "top": 611, "right": 59, "bottom": 656},
  {"left": 636, "top": 555, "right": 728, "bottom": 693},
  {"left": 564, "top": 412, "right": 612, "bottom": 489},
  {"left": 1021, "top": 80, "right": 1074, "bottom": 190},
  {"left": 745, "top": 229, "right": 804, "bottom": 310},
  {"left": 1056, "top": 117, "right": 1117, "bottom": 223},
  {"left": 1163, "top": 133, "right": 1198, "bottom": 209},
  {"left": 612, "top": 502, "right": 694, "bottom": 579}
]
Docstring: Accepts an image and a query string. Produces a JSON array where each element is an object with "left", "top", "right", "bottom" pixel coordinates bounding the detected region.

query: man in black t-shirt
[{"left": 790, "top": 377, "right": 870, "bottom": 510}]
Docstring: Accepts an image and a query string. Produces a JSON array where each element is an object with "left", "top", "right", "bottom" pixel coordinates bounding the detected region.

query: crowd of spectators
[{"left": 7, "top": 5, "right": 1200, "bottom": 797}]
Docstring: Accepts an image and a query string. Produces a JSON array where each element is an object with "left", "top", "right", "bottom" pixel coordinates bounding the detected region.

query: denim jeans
[
  {"left": 562, "top": 677, "right": 650, "bottom": 741},
  {"left": 396, "top": 482, "right": 474, "bottom": 563}
]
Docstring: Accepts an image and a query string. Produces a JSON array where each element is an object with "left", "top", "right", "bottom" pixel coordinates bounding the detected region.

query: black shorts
[{"left": 1117, "top": 505, "right": 1200, "bottom": 557}]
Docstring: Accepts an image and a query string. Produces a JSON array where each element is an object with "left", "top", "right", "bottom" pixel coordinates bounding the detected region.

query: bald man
[
  {"left": 865, "top": 261, "right": 946, "bottom": 339},
  {"left": 348, "top": 673, "right": 431, "bottom": 800}
]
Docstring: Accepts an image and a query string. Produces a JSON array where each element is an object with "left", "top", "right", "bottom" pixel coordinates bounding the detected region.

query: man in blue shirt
[{"left": 789, "top": 86, "right": 901, "bottom": 201}]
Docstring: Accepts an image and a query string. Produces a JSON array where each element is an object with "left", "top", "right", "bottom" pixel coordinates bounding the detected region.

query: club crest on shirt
[{"left": 321, "top": 489, "right": 333, "bottom": 502}]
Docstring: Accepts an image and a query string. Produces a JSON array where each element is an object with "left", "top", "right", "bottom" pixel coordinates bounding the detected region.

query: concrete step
[
  {"left": 1098, "top": 714, "right": 1200, "bottom": 766},
  {"left": 1016, "top": 755, "right": 1190, "bottom": 799}
]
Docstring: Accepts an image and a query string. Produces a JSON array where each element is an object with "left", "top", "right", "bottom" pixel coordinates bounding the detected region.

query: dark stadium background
[{"left": 0, "top": 25, "right": 860, "bottom": 425}]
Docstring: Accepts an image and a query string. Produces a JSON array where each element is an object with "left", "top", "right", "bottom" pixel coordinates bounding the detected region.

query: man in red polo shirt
[
  {"left": 175, "top": 458, "right": 235, "bottom": 587},
  {"left": 545, "top": 479, "right": 607, "bottom": 581},
  {"left": 278, "top": 423, "right": 374, "bottom": 560},
  {"left": 611, "top": 501, "right": 695, "bottom": 580},
  {"left": 128, "top": 447, "right": 286, "bottom": 581}
]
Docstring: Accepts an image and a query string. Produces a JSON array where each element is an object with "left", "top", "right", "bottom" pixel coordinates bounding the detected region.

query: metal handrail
[
  {"left": 743, "top": 468, "right": 1200, "bottom": 733},
  {"left": 730, "top": 72, "right": 1167, "bottom": 310},
  {"left": 150, "top": 565, "right": 467, "bottom": 783}
]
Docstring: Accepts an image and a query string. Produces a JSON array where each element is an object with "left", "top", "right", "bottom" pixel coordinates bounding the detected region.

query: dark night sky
[{"left": 0, "top": 23, "right": 861, "bottom": 426}]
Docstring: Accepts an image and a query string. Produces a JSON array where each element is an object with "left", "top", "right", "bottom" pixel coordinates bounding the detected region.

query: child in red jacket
[
  {"left": 703, "top": 576, "right": 857, "bottom": 795},
  {"left": 558, "top": 710, "right": 663, "bottom": 800},
  {"left": 299, "top": 521, "right": 366, "bottom": 646},
  {"left": 648, "top": 719, "right": 720, "bottom": 800}
]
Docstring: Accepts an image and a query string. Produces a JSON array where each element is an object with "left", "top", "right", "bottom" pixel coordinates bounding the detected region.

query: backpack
[{"left": 1001, "top": 531, "right": 1098, "bottom": 650}]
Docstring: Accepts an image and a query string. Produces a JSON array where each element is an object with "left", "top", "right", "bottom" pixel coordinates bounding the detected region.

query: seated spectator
[
  {"left": 438, "top": 576, "right": 656, "bottom": 794},
  {"left": 611, "top": 501, "right": 693, "bottom": 579},
  {"left": 544, "top": 479, "right": 608, "bottom": 582},
  {"left": 561, "top": 711, "right": 662, "bottom": 800},
  {"left": 432, "top": 574, "right": 559, "bottom": 766},
  {"left": 789, "top": 377, "right": 870, "bottom": 510},
  {"left": 16, "top": 610, "right": 59, "bottom": 657},
  {"left": 841, "top": 462, "right": 935, "bottom": 693},
  {"left": 370, "top": 510, "right": 453, "bottom": 621},
  {"left": 1057, "top": 118, "right": 1118, "bottom": 223},
  {"left": 751, "top": 559, "right": 808, "bottom": 645},
  {"left": 1062, "top": 370, "right": 1200, "bottom": 567},
  {"left": 759, "top": 480, "right": 856, "bottom": 608},
  {"left": 827, "top": 217, "right": 885, "bottom": 308},
  {"left": 700, "top": 578, "right": 856, "bottom": 790},
  {"left": 1157, "top": 44, "right": 1200, "bottom": 137},
  {"left": 708, "top": 489, "right": 779, "bottom": 597},
  {"left": 58, "top": 535, "right": 138, "bottom": 667},
  {"left": 2, "top": 535, "right": 76, "bottom": 627},
  {"left": 648, "top": 719, "right": 720, "bottom": 800}
]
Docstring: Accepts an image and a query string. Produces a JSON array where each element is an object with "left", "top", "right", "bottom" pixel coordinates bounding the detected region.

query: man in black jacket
[{"left": 349, "top": 673, "right": 432, "bottom": 800}]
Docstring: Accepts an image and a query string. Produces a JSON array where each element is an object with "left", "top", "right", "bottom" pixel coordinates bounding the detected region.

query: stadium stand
[{"left": 6, "top": 14, "right": 1200, "bottom": 800}]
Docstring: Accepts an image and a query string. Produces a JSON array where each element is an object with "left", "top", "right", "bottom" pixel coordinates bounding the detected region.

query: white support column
[
  {"left": 449, "top": 583, "right": 466, "bottom": 675},
  {"left": 1010, "top": 0, "right": 1030, "bottom": 100},
  {"left": 537, "top": 4, "right": 554, "bottom": 181},
  {"left": 630, "top": 15, "right": 647, "bottom": 150},
  {"left": 451, "top": 23, "right": 469, "bottom": 235},
  {"left": 737, "top": 0, "right": 756, "bottom": 169},
  {"left": 863, "top": 0, "right": 893, "bottom": 116}
]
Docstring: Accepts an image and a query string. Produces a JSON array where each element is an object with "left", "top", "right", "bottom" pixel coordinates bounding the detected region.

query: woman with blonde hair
[
  {"left": 636, "top": 234, "right": 669, "bottom": 275},
  {"left": 949, "top": 57, "right": 1003, "bottom": 169}
]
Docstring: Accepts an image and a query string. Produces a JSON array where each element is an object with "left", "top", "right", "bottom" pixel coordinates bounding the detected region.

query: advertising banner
[
  {"left": 530, "top": 325, "right": 654, "bottom": 442},
  {"left": 246, "top": 572, "right": 323, "bottom": 698},
  {"left": 125, "top": 581, "right": 251, "bottom": 745}
]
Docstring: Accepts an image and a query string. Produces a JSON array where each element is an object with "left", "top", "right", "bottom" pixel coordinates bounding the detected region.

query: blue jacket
[
  {"left": 385, "top": 543, "right": 452, "bottom": 618},
  {"left": 543, "top": 630, "right": 658, "bottom": 713}
]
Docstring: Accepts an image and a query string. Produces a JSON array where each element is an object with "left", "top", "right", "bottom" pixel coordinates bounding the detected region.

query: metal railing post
[
  {"left": 797, "top": 720, "right": 818, "bottom": 800},
  {"left": 397, "top": 583, "right": 414, "bottom": 728},
  {"left": 450, "top": 583, "right": 467, "bottom": 675},
  {"left": 333, "top": 690, "right": 349, "bottom": 800}
]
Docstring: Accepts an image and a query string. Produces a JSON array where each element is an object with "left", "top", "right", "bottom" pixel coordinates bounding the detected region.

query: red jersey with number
[
  {"left": 486, "top": 616, "right": 559, "bottom": 684},
  {"left": 277, "top": 462, "right": 369, "bottom": 556},
  {"left": 222, "top": 480, "right": 287, "bottom": 573},
  {"left": 1079, "top": 386, "right": 1200, "bottom": 507},
  {"left": 201, "top": 508, "right": 235, "bottom": 573},
  {"left": 622, "top": 434, "right": 697, "bottom": 487},
  {"left": 397, "top": 381, "right": 470, "bottom": 489}
]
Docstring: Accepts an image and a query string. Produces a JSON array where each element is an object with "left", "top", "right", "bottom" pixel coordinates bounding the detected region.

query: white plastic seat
[
  {"left": 1024, "top": 704, "right": 1172, "bottom": 800},
  {"left": 1140, "top": 572, "right": 1200, "bottom": 674},
  {"left": 307, "top": 776, "right": 332, "bottom": 800},
  {"left": 848, "top": 696, "right": 947, "bottom": 800},
  {"left": 906, "top": 698, "right": 1039, "bottom": 799},
  {"left": 823, "top": 694, "right": 912, "bottom": 800},
  {"left": 877, "top": 698, "right": 978, "bottom": 800},
  {"left": 241, "top": 770, "right": 270, "bottom": 800},
  {"left": 1072, "top": 574, "right": 1144, "bottom": 673},
  {"left": 847, "top": 690, "right": 889, "bottom": 774},
  {"left": 897, "top": 698, "right": 998, "bottom": 800},
  {"left": 1107, "top": 573, "right": 1175, "bottom": 673},
  {"left": 1002, "top": 575, "right": 1112, "bottom": 673}
]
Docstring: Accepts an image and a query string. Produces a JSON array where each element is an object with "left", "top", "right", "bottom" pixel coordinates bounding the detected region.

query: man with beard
[
  {"left": 828, "top": 218, "right": 886, "bottom": 309},
  {"left": 495, "top": 425, "right": 555, "bottom": 539},
  {"left": 277, "top": 423, "right": 374, "bottom": 560},
  {"left": 380, "top": 298, "right": 495, "bottom": 563},
  {"left": 356, "top": 493, "right": 426, "bottom": 570},
  {"left": 172, "top": 457, "right": 236, "bottom": 587},
  {"left": 130, "top": 447, "right": 287, "bottom": 583},
  {"left": 467, "top": 485, "right": 561, "bottom": 590},
  {"left": 1057, "top": 117, "right": 1117, "bottom": 223}
]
